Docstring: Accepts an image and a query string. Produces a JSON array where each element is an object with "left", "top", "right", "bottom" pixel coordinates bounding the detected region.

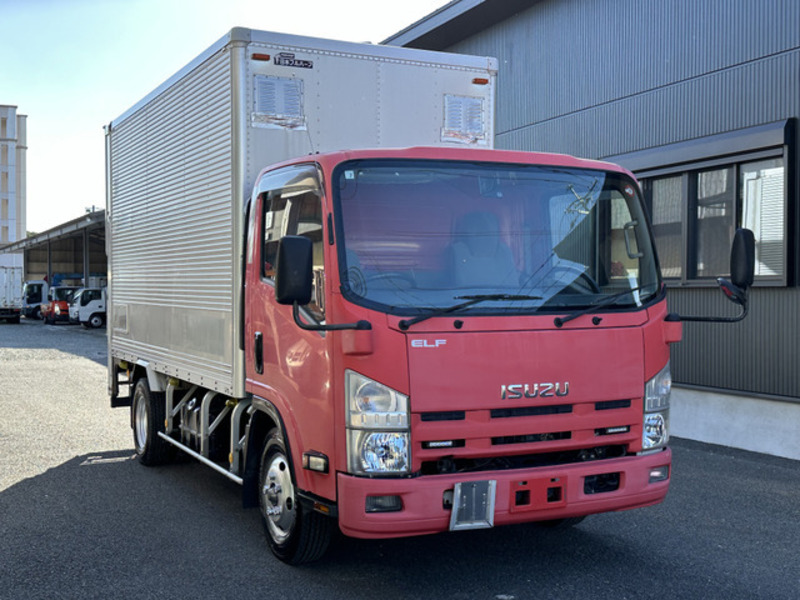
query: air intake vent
[
  {"left": 420, "top": 411, "right": 465, "bottom": 422},
  {"left": 492, "top": 431, "right": 571, "bottom": 445},
  {"left": 595, "top": 399, "right": 631, "bottom": 411},
  {"left": 491, "top": 404, "right": 572, "bottom": 419}
]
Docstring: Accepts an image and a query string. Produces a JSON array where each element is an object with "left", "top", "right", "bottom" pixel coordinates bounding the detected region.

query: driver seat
[{"left": 450, "top": 212, "right": 518, "bottom": 287}]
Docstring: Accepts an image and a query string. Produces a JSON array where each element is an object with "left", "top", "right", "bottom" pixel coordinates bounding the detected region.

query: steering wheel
[{"left": 550, "top": 265, "right": 601, "bottom": 294}]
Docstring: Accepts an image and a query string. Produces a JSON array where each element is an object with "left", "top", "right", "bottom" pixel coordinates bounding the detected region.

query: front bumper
[{"left": 337, "top": 448, "right": 670, "bottom": 539}]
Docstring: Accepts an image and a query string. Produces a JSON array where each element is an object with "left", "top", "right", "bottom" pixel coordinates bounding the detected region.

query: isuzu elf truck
[{"left": 106, "top": 28, "right": 754, "bottom": 564}]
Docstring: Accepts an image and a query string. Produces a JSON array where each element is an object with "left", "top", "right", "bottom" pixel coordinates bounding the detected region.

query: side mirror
[
  {"left": 274, "top": 235, "right": 313, "bottom": 306},
  {"left": 274, "top": 235, "right": 372, "bottom": 332},
  {"left": 716, "top": 228, "right": 755, "bottom": 308},
  {"left": 673, "top": 228, "right": 755, "bottom": 323},
  {"left": 729, "top": 228, "right": 755, "bottom": 290}
]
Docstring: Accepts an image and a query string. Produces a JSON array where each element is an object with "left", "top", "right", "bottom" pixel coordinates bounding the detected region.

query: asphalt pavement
[{"left": 0, "top": 319, "right": 798, "bottom": 600}]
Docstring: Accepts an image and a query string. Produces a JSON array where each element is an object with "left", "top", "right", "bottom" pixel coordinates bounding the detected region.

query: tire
[
  {"left": 132, "top": 378, "right": 175, "bottom": 466},
  {"left": 259, "top": 429, "right": 332, "bottom": 564},
  {"left": 88, "top": 313, "right": 105, "bottom": 328}
]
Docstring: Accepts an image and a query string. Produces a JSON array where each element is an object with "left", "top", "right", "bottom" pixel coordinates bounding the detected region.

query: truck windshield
[{"left": 334, "top": 159, "right": 661, "bottom": 317}]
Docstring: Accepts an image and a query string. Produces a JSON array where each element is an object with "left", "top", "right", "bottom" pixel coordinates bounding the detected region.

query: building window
[
  {"left": 741, "top": 158, "right": 785, "bottom": 277},
  {"left": 695, "top": 166, "right": 734, "bottom": 278},
  {"left": 650, "top": 176, "right": 683, "bottom": 278},
  {"left": 641, "top": 155, "right": 786, "bottom": 284}
]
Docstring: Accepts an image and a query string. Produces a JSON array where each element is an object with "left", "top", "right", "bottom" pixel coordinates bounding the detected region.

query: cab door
[{"left": 244, "top": 163, "right": 335, "bottom": 499}]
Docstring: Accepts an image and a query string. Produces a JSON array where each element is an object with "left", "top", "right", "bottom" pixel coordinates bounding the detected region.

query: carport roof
[{"left": 0, "top": 210, "right": 105, "bottom": 254}]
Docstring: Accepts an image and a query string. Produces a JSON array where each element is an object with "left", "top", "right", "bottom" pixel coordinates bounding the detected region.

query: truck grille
[{"left": 414, "top": 398, "right": 640, "bottom": 475}]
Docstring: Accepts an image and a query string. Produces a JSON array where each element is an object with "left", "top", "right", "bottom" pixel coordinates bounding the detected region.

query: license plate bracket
[{"left": 449, "top": 480, "right": 497, "bottom": 531}]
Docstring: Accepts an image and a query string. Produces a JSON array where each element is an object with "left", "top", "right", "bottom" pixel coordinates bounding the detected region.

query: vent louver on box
[
  {"left": 442, "top": 94, "right": 486, "bottom": 144},
  {"left": 253, "top": 75, "right": 305, "bottom": 130}
]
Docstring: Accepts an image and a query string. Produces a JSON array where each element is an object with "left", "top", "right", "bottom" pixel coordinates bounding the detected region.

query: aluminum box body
[{"left": 106, "top": 28, "right": 497, "bottom": 397}]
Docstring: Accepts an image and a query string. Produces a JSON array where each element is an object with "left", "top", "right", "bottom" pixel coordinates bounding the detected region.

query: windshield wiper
[
  {"left": 553, "top": 286, "right": 651, "bottom": 328},
  {"left": 398, "top": 294, "right": 542, "bottom": 330}
]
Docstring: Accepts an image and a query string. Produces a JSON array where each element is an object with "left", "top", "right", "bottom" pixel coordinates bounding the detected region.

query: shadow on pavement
[{"left": 4, "top": 441, "right": 796, "bottom": 599}]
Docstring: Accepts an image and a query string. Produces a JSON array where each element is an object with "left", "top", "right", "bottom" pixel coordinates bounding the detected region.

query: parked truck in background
[
  {"left": 69, "top": 287, "right": 107, "bottom": 328},
  {"left": 22, "top": 280, "right": 48, "bottom": 319},
  {"left": 41, "top": 286, "right": 80, "bottom": 325},
  {"left": 106, "top": 28, "right": 754, "bottom": 565},
  {"left": 0, "top": 266, "right": 23, "bottom": 324}
]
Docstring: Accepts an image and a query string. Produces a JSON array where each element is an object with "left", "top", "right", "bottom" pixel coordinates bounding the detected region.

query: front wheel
[
  {"left": 87, "top": 313, "right": 105, "bottom": 328},
  {"left": 259, "top": 429, "right": 332, "bottom": 564},
  {"left": 132, "top": 379, "right": 175, "bottom": 466}
]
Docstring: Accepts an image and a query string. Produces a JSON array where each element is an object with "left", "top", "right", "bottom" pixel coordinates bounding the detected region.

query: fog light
[
  {"left": 649, "top": 465, "right": 670, "bottom": 483},
  {"left": 365, "top": 495, "right": 403, "bottom": 513}
]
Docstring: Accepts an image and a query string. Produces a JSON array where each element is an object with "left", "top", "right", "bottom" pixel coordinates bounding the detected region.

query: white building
[{"left": 0, "top": 104, "right": 27, "bottom": 268}]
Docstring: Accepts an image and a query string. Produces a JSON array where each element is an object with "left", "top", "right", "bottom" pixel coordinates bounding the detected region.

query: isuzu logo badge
[{"left": 501, "top": 382, "right": 569, "bottom": 399}]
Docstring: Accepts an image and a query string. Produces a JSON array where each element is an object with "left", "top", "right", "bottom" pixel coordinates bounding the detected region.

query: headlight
[
  {"left": 643, "top": 412, "right": 668, "bottom": 449},
  {"left": 645, "top": 362, "right": 672, "bottom": 412},
  {"left": 642, "top": 363, "right": 671, "bottom": 451},
  {"left": 347, "top": 431, "right": 409, "bottom": 474},
  {"left": 346, "top": 370, "right": 408, "bottom": 429},
  {"left": 346, "top": 370, "right": 410, "bottom": 475}
]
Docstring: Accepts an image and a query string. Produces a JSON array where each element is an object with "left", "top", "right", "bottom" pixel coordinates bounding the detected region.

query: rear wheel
[
  {"left": 132, "top": 379, "right": 175, "bottom": 466},
  {"left": 259, "top": 429, "right": 332, "bottom": 564}
]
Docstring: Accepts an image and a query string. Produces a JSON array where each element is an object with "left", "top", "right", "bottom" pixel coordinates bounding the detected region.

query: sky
[{"left": 1, "top": 0, "right": 451, "bottom": 233}]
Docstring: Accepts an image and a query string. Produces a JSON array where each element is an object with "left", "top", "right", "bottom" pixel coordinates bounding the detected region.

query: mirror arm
[
  {"left": 671, "top": 303, "right": 748, "bottom": 323},
  {"left": 292, "top": 302, "right": 372, "bottom": 331}
]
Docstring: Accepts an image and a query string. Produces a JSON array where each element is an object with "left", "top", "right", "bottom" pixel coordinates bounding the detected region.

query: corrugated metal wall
[
  {"left": 447, "top": 0, "right": 800, "bottom": 157},
  {"left": 442, "top": 0, "right": 800, "bottom": 399},
  {"left": 669, "top": 288, "right": 800, "bottom": 397}
]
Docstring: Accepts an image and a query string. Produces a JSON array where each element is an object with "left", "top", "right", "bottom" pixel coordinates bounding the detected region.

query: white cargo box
[
  {"left": 1, "top": 266, "right": 23, "bottom": 309},
  {"left": 106, "top": 27, "right": 497, "bottom": 397}
]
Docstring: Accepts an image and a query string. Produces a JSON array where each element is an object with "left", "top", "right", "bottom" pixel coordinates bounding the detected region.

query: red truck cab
[
  {"left": 41, "top": 286, "right": 80, "bottom": 325},
  {"left": 242, "top": 147, "right": 681, "bottom": 558}
]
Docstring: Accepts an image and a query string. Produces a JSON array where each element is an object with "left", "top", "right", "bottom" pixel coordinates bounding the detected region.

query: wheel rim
[
  {"left": 91, "top": 316, "right": 102, "bottom": 327},
  {"left": 133, "top": 390, "right": 148, "bottom": 452},
  {"left": 261, "top": 452, "right": 296, "bottom": 544}
]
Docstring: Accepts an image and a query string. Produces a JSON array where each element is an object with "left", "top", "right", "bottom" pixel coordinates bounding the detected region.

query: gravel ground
[{"left": 0, "top": 319, "right": 127, "bottom": 491}]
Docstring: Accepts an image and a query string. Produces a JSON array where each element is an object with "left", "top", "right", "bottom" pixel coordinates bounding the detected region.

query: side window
[
  {"left": 641, "top": 155, "right": 786, "bottom": 284},
  {"left": 608, "top": 192, "right": 641, "bottom": 282},
  {"left": 259, "top": 166, "right": 326, "bottom": 321}
]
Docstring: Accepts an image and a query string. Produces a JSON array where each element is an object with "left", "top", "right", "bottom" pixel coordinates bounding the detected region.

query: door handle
[{"left": 254, "top": 331, "right": 263, "bottom": 374}]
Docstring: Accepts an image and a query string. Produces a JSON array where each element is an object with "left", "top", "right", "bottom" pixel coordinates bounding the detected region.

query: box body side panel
[{"left": 108, "top": 45, "right": 242, "bottom": 396}]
